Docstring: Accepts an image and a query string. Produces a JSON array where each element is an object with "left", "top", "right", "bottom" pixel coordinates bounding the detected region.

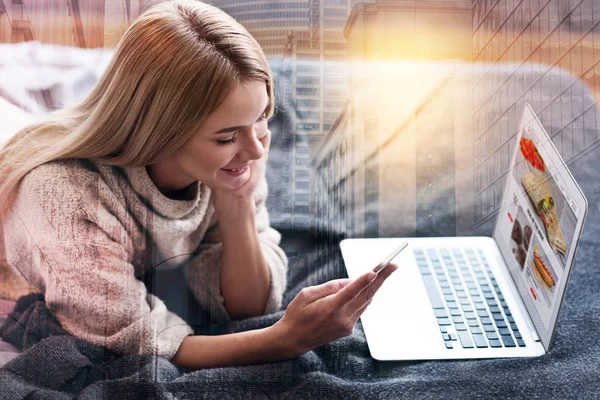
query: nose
[{"left": 238, "top": 130, "right": 265, "bottom": 161}]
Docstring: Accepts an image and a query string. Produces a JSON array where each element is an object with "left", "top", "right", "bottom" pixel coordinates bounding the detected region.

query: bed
[{"left": 1, "top": 42, "right": 600, "bottom": 399}]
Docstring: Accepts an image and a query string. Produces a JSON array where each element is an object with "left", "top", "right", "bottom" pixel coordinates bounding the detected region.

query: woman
[{"left": 0, "top": 0, "right": 397, "bottom": 370}]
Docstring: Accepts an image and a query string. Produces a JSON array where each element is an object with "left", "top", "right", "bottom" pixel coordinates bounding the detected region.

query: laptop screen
[{"left": 493, "top": 103, "right": 588, "bottom": 350}]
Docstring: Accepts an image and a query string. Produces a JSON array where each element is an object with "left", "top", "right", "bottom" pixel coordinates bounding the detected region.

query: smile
[{"left": 221, "top": 166, "right": 249, "bottom": 176}]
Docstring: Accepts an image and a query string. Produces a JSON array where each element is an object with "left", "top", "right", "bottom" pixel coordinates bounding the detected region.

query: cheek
[
  {"left": 207, "top": 146, "right": 238, "bottom": 170},
  {"left": 179, "top": 138, "right": 239, "bottom": 173}
]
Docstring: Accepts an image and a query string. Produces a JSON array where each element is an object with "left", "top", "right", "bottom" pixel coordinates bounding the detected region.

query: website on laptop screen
[{"left": 494, "top": 104, "right": 587, "bottom": 345}]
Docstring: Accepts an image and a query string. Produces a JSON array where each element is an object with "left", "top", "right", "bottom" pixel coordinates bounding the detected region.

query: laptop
[{"left": 340, "top": 103, "right": 588, "bottom": 360}]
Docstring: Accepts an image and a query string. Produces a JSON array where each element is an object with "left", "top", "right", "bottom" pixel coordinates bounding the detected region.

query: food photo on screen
[
  {"left": 526, "top": 237, "right": 559, "bottom": 309},
  {"left": 512, "top": 131, "right": 577, "bottom": 270},
  {"left": 510, "top": 205, "right": 533, "bottom": 270}
]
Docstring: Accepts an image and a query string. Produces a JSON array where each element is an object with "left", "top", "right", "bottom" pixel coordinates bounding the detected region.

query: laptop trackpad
[{"left": 359, "top": 254, "right": 445, "bottom": 360}]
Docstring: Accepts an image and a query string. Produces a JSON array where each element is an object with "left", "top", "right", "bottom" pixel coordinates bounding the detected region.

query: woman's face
[{"left": 148, "top": 79, "right": 270, "bottom": 194}]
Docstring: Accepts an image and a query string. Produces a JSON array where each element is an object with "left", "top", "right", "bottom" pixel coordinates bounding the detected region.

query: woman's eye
[
  {"left": 216, "top": 136, "right": 237, "bottom": 146},
  {"left": 256, "top": 113, "right": 267, "bottom": 123}
]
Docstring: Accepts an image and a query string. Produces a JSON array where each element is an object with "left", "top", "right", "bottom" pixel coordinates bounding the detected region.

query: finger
[
  {"left": 350, "top": 298, "right": 373, "bottom": 322},
  {"left": 298, "top": 278, "right": 352, "bottom": 304},
  {"left": 376, "top": 262, "right": 399, "bottom": 275},
  {"left": 332, "top": 270, "right": 379, "bottom": 308},
  {"left": 343, "top": 264, "right": 398, "bottom": 315}
]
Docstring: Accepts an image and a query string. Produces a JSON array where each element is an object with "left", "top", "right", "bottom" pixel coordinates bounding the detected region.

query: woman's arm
[
  {"left": 213, "top": 192, "right": 271, "bottom": 319},
  {"left": 200, "top": 127, "right": 287, "bottom": 319},
  {"left": 172, "top": 265, "right": 399, "bottom": 370},
  {"left": 171, "top": 324, "right": 292, "bottom": 369},
  {"left": 181, "top": 176, "right": 288, "bottom": 323}
]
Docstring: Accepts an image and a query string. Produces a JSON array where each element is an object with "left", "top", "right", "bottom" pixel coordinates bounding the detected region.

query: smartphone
[{"left": 372, "top": 241, "right": 409, "bottom": 274}]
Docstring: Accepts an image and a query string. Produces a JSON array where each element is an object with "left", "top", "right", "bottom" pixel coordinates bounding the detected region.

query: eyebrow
[{"left": 212, "top": 103, "right": 270, "bottom": 135}]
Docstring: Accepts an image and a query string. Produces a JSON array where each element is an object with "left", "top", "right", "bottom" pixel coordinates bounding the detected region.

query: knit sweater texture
[{"left": 2, "top": 158, "right": 288, "bottom": 360}]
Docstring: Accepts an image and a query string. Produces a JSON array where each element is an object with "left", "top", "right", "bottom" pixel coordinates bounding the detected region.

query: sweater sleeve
[
  {"left": 3, "top": 166, "right": 193, "bottom": 360},
  {"left": 184, "top": 176, "right": 289, "bottom": 321}
]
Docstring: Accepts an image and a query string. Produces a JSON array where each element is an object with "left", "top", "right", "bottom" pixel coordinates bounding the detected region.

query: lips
[
  {"left": 221, "top": 165, "right": 250, "bottom": 176},
  {"left": 222, "top": 167, "right": 247, "bottom": 172},
  {"left": 221, "top": 164, "right": 250, "bottom": 172}
]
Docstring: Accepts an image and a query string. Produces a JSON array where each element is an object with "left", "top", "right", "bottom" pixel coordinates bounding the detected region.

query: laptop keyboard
[{"left": 413, "top": 247, "right": 526, "bottom": 350}]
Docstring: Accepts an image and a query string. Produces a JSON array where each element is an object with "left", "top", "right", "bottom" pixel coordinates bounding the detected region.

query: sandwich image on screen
[{"left": 501, "top": 116, "right": 580, "bottom": 330}]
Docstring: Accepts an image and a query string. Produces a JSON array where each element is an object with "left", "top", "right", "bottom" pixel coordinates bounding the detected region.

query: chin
[{"left": 208, "top": 175, "right": 248, "bottom": 192}]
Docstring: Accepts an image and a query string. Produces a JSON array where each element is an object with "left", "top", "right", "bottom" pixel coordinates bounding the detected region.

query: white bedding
[{"left": 0, "top": 97, "right": 36, "bottom": 147}]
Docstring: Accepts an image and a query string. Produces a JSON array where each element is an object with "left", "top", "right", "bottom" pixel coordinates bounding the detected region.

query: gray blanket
[{"left": 1, "top": 211, "right": 600, "bottom": 399}]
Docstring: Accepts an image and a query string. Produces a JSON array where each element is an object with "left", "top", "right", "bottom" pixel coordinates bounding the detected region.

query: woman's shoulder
[
  {"left": 16, "top": 159, "right": 107, "bottom": 212},
  {"left": 21, "top": 159, "right": 101, "bottom": 191}
]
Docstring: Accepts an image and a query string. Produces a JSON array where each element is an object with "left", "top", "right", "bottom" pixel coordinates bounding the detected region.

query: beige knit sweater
[{"left": 2, "top": 158, "right": 288, "bottom": 360}]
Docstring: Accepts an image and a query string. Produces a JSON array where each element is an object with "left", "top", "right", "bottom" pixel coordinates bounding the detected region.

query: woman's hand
[{"left": 271, "top": 264, "right": 399, "bottom": 358}]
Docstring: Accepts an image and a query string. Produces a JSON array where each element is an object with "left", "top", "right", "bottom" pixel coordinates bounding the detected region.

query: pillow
[{"left": 0, "top": 97, "right": 36, "bottom": 147}]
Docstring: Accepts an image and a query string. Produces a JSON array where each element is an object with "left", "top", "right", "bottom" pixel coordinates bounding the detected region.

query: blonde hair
[{"left": 0, "top": 0, "right": 274, "bottom": 218}]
